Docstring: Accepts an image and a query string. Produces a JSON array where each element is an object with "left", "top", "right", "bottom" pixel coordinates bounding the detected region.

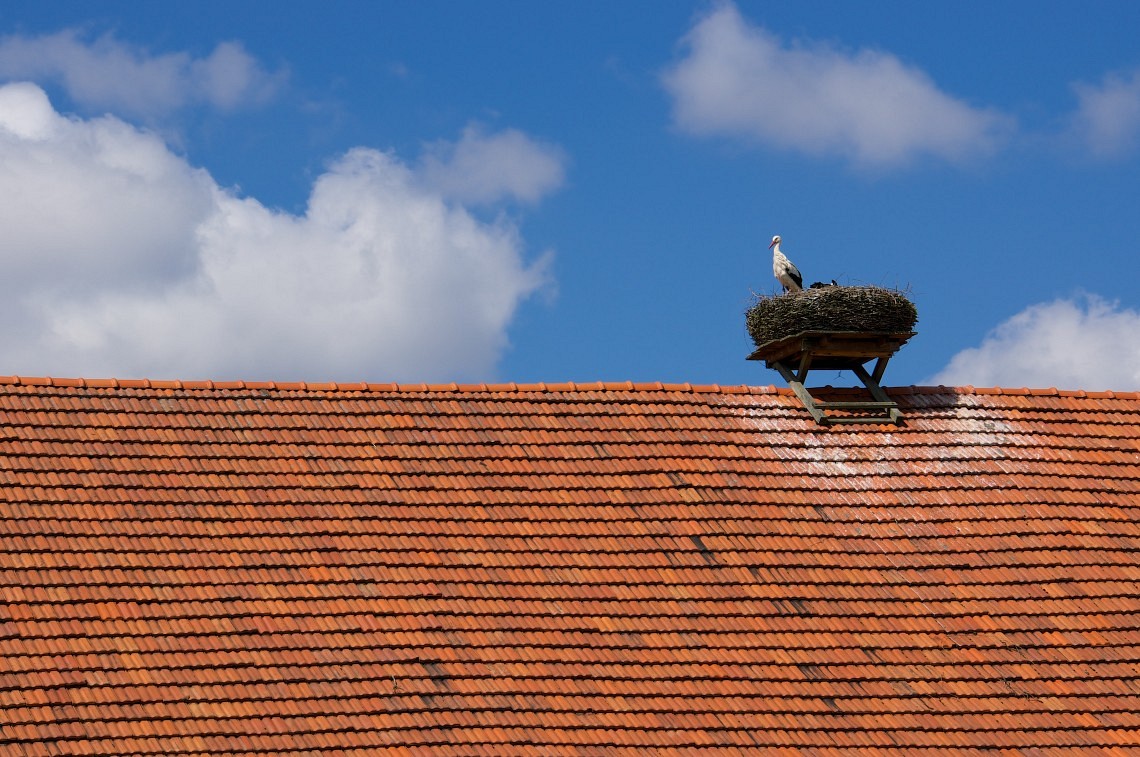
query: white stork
[{"left": 769, "top": 235, "right": 803, "bottom": 293}]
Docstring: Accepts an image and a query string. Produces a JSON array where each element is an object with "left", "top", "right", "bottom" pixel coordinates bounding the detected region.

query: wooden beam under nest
[{"left": 747, "top": 330, "right": 916, "bottom": 426}]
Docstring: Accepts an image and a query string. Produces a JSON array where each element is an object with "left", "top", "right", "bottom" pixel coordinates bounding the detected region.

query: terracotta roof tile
[{"left": 0, "top": 377, "right": 1138, "bottom": 753}]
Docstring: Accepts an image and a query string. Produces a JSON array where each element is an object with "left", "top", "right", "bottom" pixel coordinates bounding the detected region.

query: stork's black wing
[{"left": 788, "top": 264, "right": 803, "bottom": 290}]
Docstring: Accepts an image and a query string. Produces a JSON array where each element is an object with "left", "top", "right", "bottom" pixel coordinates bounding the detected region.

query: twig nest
[{"left": 746, "top": 285, "right": 918, "bottom": 347}]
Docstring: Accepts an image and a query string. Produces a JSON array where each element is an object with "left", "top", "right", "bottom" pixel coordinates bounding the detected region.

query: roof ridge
[
  {"left": 0, "top": 375, "right": 1136, "bottom": 399},
  {"left": 0, "top": 375, "right": 783, "bottom": 395}
]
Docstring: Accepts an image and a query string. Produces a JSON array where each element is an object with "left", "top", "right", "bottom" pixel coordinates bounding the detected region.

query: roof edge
[
  {"left": 0, "top": 375, "right": 779, "bottom": 395},
  {"left": 0, "top": 375, "right": 1135, "bottom": 400}
]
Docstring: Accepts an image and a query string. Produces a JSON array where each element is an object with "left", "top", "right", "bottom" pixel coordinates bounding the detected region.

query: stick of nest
[{"left": 746, "top": 285, "right": 918, "bottom": 347}]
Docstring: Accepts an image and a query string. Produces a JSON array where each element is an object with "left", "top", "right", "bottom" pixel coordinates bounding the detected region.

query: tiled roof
[{"left": 1, "top": 375, "right": 1139, "bottom": 755}]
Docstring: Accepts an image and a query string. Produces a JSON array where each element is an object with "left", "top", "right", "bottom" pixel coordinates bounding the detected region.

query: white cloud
[
  {"left": 927, "top": 295, "right": 1140, "bottom": 391},
  {"left": 662, "top": 3, "right": 1012, "bottom": 167},
  {"left": 1068, "top": 68, "right": 1140, "bottom": 158},
  {"left": 0, "top": 82, "right": 559, "bottom": 382},
  {"left": 0, "top": 30, "right": 285, "bottom": 117},
  {"left": 417, "top": 124, "right": 567, "bottom": 205},
  {"left": 0, "top": 83, "right": 213, "bottom": 292}
]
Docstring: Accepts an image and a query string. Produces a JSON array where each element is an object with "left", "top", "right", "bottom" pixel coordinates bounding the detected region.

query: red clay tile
[{"left": 0, "top": 379, "right": 1138, "bottom": 753}]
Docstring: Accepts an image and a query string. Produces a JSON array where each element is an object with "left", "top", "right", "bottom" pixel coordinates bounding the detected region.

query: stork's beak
[{"left": 768, "top": 239, "right": 777, "bottom": 249}]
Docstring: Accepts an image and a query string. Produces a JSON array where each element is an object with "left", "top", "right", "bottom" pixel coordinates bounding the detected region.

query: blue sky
[{"left": 1, "top": 1, "right": 1139, "bottom": 390}]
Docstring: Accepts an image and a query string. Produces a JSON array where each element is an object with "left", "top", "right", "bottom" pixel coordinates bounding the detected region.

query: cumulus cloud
[
  {"left": 1067, "top": 68, "right": 1140, "bottom": 158},
  {"left": 927, "top": 295, "right": 1140, "bottom": 391},
  {"left": 662, "top": 3, "right": 1012, "bottom": 167},
  {"left": 418, "top": 125, "right": 567, "bottom": 205},
  {"left": 0, "top": 30, "right": 285, "bottom": 117},
  {"left": 0, "top": 82, "right": 559, "bottom": 382}
]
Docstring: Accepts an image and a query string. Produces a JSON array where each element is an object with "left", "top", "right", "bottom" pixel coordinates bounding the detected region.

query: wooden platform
[{"left": 747, "top": 331, "right": 916, "bottom": 426}]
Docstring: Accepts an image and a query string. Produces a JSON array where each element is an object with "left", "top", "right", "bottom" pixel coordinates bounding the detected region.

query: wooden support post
[
  {"left": 773, "top": 360, "right": 829, "bottom": 425},
  {"left": 851, "top": 362, "right": 904, "bottom": 425},
  {"left": 870, "top": 356, "right": 889, "bottom": 384}
]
